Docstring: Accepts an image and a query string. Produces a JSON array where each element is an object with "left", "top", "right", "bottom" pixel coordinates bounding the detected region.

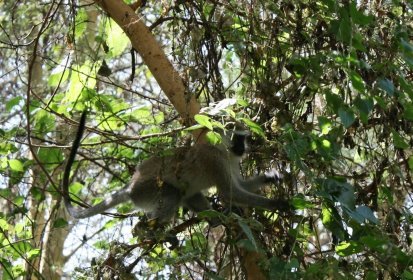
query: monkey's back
[{"left": 129, "top": 143, "right": 231, "bottom": 208}]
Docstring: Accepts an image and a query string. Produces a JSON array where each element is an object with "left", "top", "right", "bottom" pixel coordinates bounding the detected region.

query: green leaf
[
  {"left": 205, "top": 131, "right": 222, "bottom": 145},
  {"left": 0, "top": 218, "right": 9, "bottom": 230},
  {"left": 116, "top": 202, "right": 134, "bottom": 214},
  {"left": 37, "top": 147, "right": 64, "bottom": 167},
  {"left": 374, "top": 95, "right": 386, "bottom": 109},
  {"left": 349, "top": 2, "right": 374, "bottom": 25},
  {"left": 236, "top": 98, "right": 249, "bottom": 107},
  {"left": 11, "top": 264, "right": 25, "bottom": 278},
  {"left": 348, "top": 70, "right": 365, "bottom": 93},
  {"left": 0, "top": 260, "right": 13, "bottom": 280},
  {"left": 0, "top": 139, "right": 18, "bottom": 156},
  {"left": 74, "top": 8, "right": 88, "bottom": 39},
  {"left": 103, "top": 219, "right": 118, "bottom": 230},
  {"left": 402, "top": 270, "right": 413, "bottom": 280},
  {"left": 269, "top": 257, "right": 299, "bottom": 279},
  {"left": 98, "top": 114, "right": 124, "bottom": 131},
  {"left": 66, "top": 61, "right": 98, "bottom": 103},
  {"left": 352, "top": 32, "right": 367, "bottom": 52},
  {"left": 106, "top": 19, "right": 130, "bottom": 57},
  {"left": 93, "top": 240, "right": 110, "bottom": 250},
  {"left": 8, "top": 159, "right": 24, "bottom": 172},
  {"left": 237, "top": 220, "right": 258, "bottom": 251},
  {"left": 318, "top": 178, "right": 355, "bottom": 208},
  {"left": 286, "top": 57, "right": 307, "bottom": 77},
  {"left": 197, "top": 209, "right": 225, "bottom": 219},
  {"left": 48, "top": 58, "right": 70, "bottom": 87},
  {"left": 355, "top": 205, "right": 378, "bottom": 224},
  {"left": 318, "top": 116, "right": 332, "bottom": 135},
  {"left": 325, "top": 92, "right": 343, "bottom": 113},
  {"left": 194, "top": 114, "right": 213, "bottom": 130},
  {"left": 365, "top": 271, "right": 378, "bottom": 280},
  {"left": 130, "top": 106, "right": 152, "bottom": 122},
  {"left": 15, "top": 241, "right": 33, "bottom": 254},
  {"left": 337, "top": 186, "right": 355, "bottom": 209},
  {"left": 338, "top": 107, "right": 355, "bottom": 128},
  {"left": 322, "top": 206, "right": 333, "bottom": 225},
  {"left": 33, "top": 110, "right": 56, "bottom": 135},
  {"left": 15, "top": 222, "right": 25, "bottom": 234},
  {"left": 6, "top": 97, "right": 23, "bottom": 112},
  {"left": 30, "top": 187, "right": 46, "bottom": 202},
  {"left": 93, "top": 94, "right": 114, "bottom": 113},
  {"left": 399, "top": 76, "right": 413, "bottom": 100},
  {"left": 379, "top": 186, "right": 393, "bottom": 204},
  {"left": 377, "top": 78, "right": 395, "bottom": 96},
  {"left": 53, "top": 218, "right": 68, "bottom": 229},
  {"left": 0, "top": 188, "right": 11, "bottom": 199},
  {"left": 26, "top": 248, "right": 41, "bottom": 260},
  {"left": 241, "top": 118, "right": 265, "bottom": 137},
  {"left": 400, "top": 39, "right": 413, "bottom": 67},
  {"left": 291, "top": 196, "right": 314, "bottom": 209},
  {"left": 360, "top": 235, "right": 386, "bottom": 250},
  {"left": 402, "top": 103, "right": 413, "bottom": 121},
  {"left": 408, "top": 156, "right": 413, "bottom": 170},
  {"left": 283, "top": 130, "right": 310, "bottom": 161},
  {"left": 184, "top": 124, "right": 204, "bottom": 131},
  {"left": 321, "top": 204, "right": 347, "bottom": 241},
  {"left": 337, "top": 8, "right": 351, "bottom": 44},
  {"left": 13, "top": 195, "right": 25, "bottom": 207},
  {"left": 392, "top": 130, "right": 409, "bottom": 149},
  {"left": 336, "top": 241, "right": 363, "bottom": 256},
  {"left": 354, "top": 97, "right": 373, "bottom": 124},
  {"left": 67, "top": 68, "right": 85, "bottom": 103},
  {"left": 69, "top": 182, "right": 84, "bottom": 196},
  {"left": 236, "top": 239, "right": 259, "bottom": 252}
]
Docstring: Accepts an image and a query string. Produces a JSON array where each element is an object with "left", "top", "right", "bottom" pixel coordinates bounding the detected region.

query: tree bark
[
  {"left": 26, "top": 52, "right": 70, "bottom": 280},
  {"left": 94, "top": 0, "right": 201, "bottom": 127}
]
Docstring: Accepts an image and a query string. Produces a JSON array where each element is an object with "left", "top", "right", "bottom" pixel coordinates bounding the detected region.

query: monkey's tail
[
  {"left": 65, "top": 188, "right": 131, "bottom": 219},
  {"left": 62, "top": 111, "right": 87, "bottom": 218}
]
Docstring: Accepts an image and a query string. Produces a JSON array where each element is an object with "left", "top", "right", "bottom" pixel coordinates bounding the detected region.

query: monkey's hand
[
  {"left": 270, "top": 199, "right": 293, "bottom": 213},
  {"left": 264, "top": 169, "right": 283, "bottom": 185},
  {"left": 262, "top": 197, "right": 293, "bottom": 217}
]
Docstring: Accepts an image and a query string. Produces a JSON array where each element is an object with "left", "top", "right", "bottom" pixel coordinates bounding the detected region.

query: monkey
[{"left": 62, "top": 111, "right": 290, "bottom": 223}]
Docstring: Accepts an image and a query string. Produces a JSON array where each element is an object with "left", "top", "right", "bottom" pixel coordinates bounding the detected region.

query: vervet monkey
[{"left": 62, "top": 112, "right": 290, "bottom": 223}]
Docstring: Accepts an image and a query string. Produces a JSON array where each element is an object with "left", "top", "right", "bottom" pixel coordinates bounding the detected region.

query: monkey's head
[{"left": 229, "top": 131, "right": 249, "bottom": 157}]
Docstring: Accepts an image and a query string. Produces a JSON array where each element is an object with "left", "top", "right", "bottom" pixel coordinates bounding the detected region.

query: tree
[{"left": 0, "top": 0, "right": 412, "bottom": 279}]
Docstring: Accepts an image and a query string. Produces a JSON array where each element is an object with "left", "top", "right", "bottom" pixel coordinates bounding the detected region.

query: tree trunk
[
  {"left": 25, "top": 45, "right": 70, "bottom": 280},
  {"left": 93, "top": 0, "right": 201, "bottom": 128}
]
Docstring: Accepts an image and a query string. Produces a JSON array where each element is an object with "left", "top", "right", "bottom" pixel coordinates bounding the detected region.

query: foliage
[{"left": 0, "top": 0, "right": 413, "bottom": 279}]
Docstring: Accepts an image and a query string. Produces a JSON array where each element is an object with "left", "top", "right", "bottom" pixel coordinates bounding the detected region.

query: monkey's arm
[
  {"left": 184, "top": 193, "right": 223, "bottom": 226},
  {"left": 239, "top": 175, "right": 269, "bottom": 192},
  {"left": 239, "top": 169, "right": 282, "bottom": 192}
]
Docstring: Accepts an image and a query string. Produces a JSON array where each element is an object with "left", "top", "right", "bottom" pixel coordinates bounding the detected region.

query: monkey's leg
[
  {"left": 221, "top": 185, "right": 289, "bottom": 212},
  {"left": 183, "top": 193, "right": 211, "bottom": 212},
  {"left": 148, "top": 182, "right": 182, "bottom": 224},
  {"left": 184, "top": 193, "right": 222, "bottom": 226}
]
